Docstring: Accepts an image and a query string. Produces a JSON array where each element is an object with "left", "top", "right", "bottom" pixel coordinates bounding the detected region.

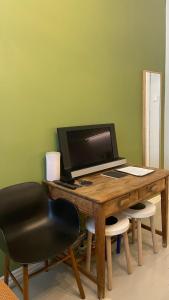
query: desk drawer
[
  {"left": 139, "top": 179, "right": 165, "bottom": 200},
  {"left": 75, "top": 198, "right": 93, "bottom": 215},
  {"left": 104, "top": 191, "right": 138, "bottom": 216}
]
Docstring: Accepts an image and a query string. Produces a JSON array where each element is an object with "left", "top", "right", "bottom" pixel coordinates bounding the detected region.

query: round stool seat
[
  {"left": 86, "top": 213, "right": 130, "bottom": 237},
  {"left": 123, "top": 201, "right": 156, "bottom": 219}
]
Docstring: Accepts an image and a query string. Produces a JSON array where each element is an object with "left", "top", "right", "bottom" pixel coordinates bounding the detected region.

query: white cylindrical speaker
[{"left": 45, "top": 152, "right": 61, "bottom": 181}]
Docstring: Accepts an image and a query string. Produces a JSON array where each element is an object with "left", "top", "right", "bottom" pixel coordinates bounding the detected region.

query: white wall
[{"left": 164, "top": 0, "right": 169, "bottom": 168}]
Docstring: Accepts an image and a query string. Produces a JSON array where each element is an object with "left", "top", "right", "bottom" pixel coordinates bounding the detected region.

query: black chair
[{"left": 0, "top": 182, "right": 85, "bottom": 300}]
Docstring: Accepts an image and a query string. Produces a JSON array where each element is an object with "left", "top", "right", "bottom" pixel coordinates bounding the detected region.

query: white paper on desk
[{"left": 116, "top": 166, "right": 154, "bottom": 176}]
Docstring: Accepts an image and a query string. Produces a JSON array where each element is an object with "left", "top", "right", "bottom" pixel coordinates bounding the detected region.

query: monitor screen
[
  {"left": 57, "top": 124, "right": 121, "bottom": 180},
  {"left": 67, "top": 127, "right": 113, "bottom": 170}
]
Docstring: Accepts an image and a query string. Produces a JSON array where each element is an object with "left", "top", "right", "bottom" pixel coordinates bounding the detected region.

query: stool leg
[
  {"left": 86, "top": 231, "right": 93, "bottom": 272},
  {"left": 106, "top": 236, "right": 113, "bottom": 291},
  {"left": 4, "top": 255, "right": 10, "bottom": 285},
  {"left": 150, "top": 215, "right": 158, "bottom": 253},
  {"left": 123, "top": 232, "right": 132, "bottom": 274},
  {"left": 132, "top": 218, "right": 136, "bottom": 243},
  {"left": 23, "top": 264, "right": 29, "bottom": 300},
  {"left": 137, "top": 219, "right": 143, "bottom": 266}
]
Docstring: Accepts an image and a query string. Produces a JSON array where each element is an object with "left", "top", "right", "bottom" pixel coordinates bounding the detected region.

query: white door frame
[
  {"left": 164, "top": 0, "right": 169, "bottom": 169},
  {"left": 143, "top": 70, "right": 162, "bottom": 168}
]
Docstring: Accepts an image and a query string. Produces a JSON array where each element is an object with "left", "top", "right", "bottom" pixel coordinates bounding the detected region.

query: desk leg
[
  {"left": 161, "top": 178, "right": 168, "bottom": 247},
  {"left": 95, "top": 205, "right": 106, "bottom": 299}
]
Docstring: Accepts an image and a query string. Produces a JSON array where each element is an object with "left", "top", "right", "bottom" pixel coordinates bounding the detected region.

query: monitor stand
[{"left": 70, "top": 157, "right": 127, "bottom": 179}]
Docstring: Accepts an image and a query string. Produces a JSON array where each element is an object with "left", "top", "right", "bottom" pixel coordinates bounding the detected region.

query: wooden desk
[{"left": 46, "top": 168, "right": 169, "bottom": 299}]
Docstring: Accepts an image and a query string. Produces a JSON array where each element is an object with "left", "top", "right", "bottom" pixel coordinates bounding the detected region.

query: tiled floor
[{"left": 13, "top": 203, "right": 169, "bottom": 300}]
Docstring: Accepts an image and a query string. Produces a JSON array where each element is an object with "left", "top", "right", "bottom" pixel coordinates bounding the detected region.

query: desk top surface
[{"left": 47, "top": 168, "right": 169, "bottom": 204}]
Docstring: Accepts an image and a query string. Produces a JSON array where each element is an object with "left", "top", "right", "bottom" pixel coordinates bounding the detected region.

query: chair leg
[
  {"left": 86, "top": 231, "right": 93, "bottom": 272},
  {"left": 45, "top": 260, "right": 49, "bottom": 272},
  {"left": 137, "top": 219, "right": 143, "bottom": 266},
  {"left": 4, "top": 255, "right": 10, "bottom": 285},
  {"left": 68, "top": 247, "right": 85, "bottom": 299},
  {"left": 150, "top": 215, "right": 158, "bottom": 253},
  {"left": 106, "top": 236, "right": 113, "bottom": 291},
  {"left": 123, "top": 232, "right": 132, "bottom": 274},
  {"left": 132, "top": 218, "right": 136, "bottom": 243},
  {"left": 23, "top": 264, "right": 29, "bottom": 300}
]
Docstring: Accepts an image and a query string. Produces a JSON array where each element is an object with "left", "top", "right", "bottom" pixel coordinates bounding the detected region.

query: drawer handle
[{"left": 146, "top": 185, "right": 155, "bottom": 193}]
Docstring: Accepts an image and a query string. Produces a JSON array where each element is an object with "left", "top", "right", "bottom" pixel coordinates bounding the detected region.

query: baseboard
[{"left": 0, "top": 262, "right": 44, "bottom": 287}]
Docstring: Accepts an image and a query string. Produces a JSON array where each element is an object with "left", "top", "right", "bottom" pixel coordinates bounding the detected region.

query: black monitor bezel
[{"left": 57, "top": 123, "right": 119, "bottom": 175}]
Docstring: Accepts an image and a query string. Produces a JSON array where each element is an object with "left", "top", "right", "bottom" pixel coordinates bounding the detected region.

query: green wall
[{"left": 0, "top": 1, "right": 166, "bottom": 274}]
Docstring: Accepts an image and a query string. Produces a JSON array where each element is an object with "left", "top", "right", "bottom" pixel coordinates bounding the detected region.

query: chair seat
[
  {"left": 123, "top": 201, "right": 156, "bottom": 219},
  {"left": 86, "top": 213, "right": 130, "bottom": 237},
  {"left": 8, "top": 218, "right": 78, "bottom": 264}
]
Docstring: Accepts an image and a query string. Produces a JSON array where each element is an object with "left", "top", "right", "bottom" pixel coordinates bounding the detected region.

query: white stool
[
  {"left": 123, "top": 200, "right": 158, "bottom": 266},
  {"left": 86, "top": 214, "right": 132, "bottom": 291}
]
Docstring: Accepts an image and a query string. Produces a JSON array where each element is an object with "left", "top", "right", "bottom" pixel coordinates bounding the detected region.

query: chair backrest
[
  {"left": 0, "top": 182, "right": 48, "bottom": 228},
  {"left": 48, "top": 198, "right": 80, "bottom": 233}
]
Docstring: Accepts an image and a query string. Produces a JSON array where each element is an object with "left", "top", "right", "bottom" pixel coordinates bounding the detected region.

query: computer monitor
[{"left": 57, "top": 124, "right": 126, "bottom": 182}]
